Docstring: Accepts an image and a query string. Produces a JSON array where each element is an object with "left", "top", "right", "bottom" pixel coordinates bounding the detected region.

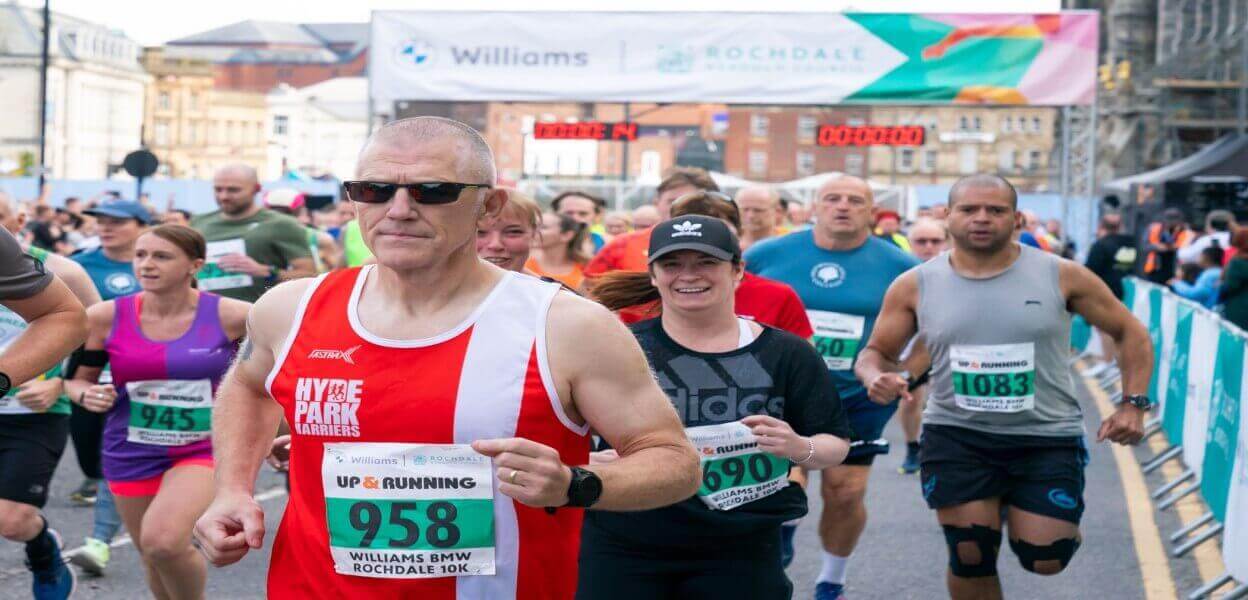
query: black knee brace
[
  {"left": 942, "top": 524, "right": 1002, "bottom": 578},
  {"left": 1009, "top": 537, "right": 1081, "bottom": 574}
]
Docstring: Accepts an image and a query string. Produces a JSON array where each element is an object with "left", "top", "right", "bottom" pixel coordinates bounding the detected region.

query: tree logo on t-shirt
[
  {"left": 810, "top": 262, "right": 846, "bottom": 288},
  {"left": 105, "top": 272, "right": 138, "bottom": 295}
]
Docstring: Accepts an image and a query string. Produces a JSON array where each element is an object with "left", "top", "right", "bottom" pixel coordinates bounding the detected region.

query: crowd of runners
[{"left": 0, "top": 116, "right": 1155, "bottom": 600}]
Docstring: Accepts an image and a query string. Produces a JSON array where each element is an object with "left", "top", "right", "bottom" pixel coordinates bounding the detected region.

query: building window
[
  {"left": 998, "top": 148, "right": 1015, "bottom": 172},
  {"left": 1031, "top": 116, "right": 1042, "bottom": 133},
  {"left": 897, "top": 148, "right": 915, "bottom": 173},
  {"left": 189, "top": 93, "right": 200, "bottom": 110},
  {"left": 921, "top": 150, "right": 937, "bottom": 173},
  {"left": 972, "top": 116, "right": 982, "bottom": 131},
  {"left": 750, "top": 114, "right": 769, "bottom": 138},
  {"left": 273, "top": 115, "right": 288, "bottom": 136},
  {"left": 185, "top": 123, "right": 196, "bottom": 145},
  {"left": 845, "top": 153, "right": 864, "bottom": 176},
  {"left": 959, "top": 116, "right": 969, "bottom": 131},
  {"left": 1002, "top": 117, "right": 1012, "bottom": 133},
  {"left": 748, "top": 150, "right": 767, "bottom": 175},
  {"left": 1017, "top": 117, "right": 1026, "bottom": 132},
  {"left": 797, "top": 116, "right": 817, "bottom": 142},
  {"left": 1027, "top": 149, "right": 1043, "bottom": 171},
  {"left": 158, "top": 92, "right": 171, "bottom": 110},
  {"left": 796, "top": 151, "right": 815, "bottom": 176},
  {"left": 959, "top": 146, "right": 979, "bottom": 174},
  {"left": 154, "top": 122, "right": 169, "bottom": 146}
]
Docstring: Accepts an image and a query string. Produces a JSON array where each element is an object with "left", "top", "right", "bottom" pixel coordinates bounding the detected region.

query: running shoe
[
  {"left": 780, "top": 523, "right": 797, "bottom": 568},
  {"left": 68, "top": 537, "right": 109, "bottom": 577},
  {"left": 29, "top": 529, "right": 76, "bottom": 600},
  {"left": 68, "top": 479, "right": 98, "bottom": 506},
  {"left": 815, "top": 582, "right": 846, "bottom": 600},
  {"left": 898, "top": 444, "right": 920, "bottom": 475}
]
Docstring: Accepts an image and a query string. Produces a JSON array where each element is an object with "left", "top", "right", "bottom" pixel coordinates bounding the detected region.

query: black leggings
[
  {"left": 575, "top": 524, "right": 792, "bottom": 600},
  {"left": 69, "top": 404, "right": 105, "bottom": 479}
]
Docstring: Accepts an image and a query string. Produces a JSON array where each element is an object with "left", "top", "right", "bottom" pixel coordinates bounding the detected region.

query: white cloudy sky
[{"left": 25, "top": 0, "right": 1061, "bottom": 46}]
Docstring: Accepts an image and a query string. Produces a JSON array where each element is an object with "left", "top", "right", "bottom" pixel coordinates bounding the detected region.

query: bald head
[
  {"left": 215, "top": 163, "right": 258, "bottom": 185},
  {"left": 813, "top": 174, "right": 876, "bottom": 241},
  {"left": 736, "top": 185, "right": 783, "bottom": 238},
  {"left": 949, "top": 174, "right": 1017, "bottom": 209},
  {"left": 908, "top": 218, "right": 949, "bottom": 261},
  {"left": 358, "top": 117, "right": 495, "bottom": 185},
  {"left": 816, "top": 175, "right": 873, "bottom": 204},
  {"left": 631, "top": 204, "right": 661, "bottom": 230},
  {"left": 0, "top": 192, "right": 22, "bottom": 234}
]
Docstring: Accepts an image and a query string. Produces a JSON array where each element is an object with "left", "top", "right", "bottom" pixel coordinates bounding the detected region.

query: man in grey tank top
[{"left": 854, "top": 175, "right": 1154, "bottom": 600}]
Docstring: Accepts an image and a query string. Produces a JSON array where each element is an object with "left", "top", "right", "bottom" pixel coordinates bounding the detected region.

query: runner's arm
[
  {"left": 1060, "top": 261, "right": 1152, "bottom": 397},
  {"left": 0, "top": 276, "right": 87, "bottom": 385},
  {"left": 64, "top": 302, "right": 115, "bottom": 410},
  {"left": 44, "top": 253, "right": 102, "bottom": 309},
  {"left": 213, "top": 280, "right": 307, "bottom": 495},
  {"left": 548, "top": 293, "right": 701, "bottom": 511},
  {"left": 855, "top": 272, "right": 920, "bottom": 404}
]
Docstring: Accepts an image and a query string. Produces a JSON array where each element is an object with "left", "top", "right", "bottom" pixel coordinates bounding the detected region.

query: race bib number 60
[
  {"left": 322, "top": 443, "right": 495, "bottom": 579},
  {"left": 950, "top": 343, "right": 1036, "bottom": 413},
  {"left": 688, "top": 422, "right": 789, "bottom": 511},
  {"left": 807, "top": 311, "right": 866, "bottom": 371}
]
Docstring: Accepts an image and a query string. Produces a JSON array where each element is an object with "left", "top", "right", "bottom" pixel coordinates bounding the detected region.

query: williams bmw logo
[
  {"left": 810, "top": 263, "right": 846, "bottom": 288},
  {"left": 396, "top": 40, "right": 435, "bottom": 68}
]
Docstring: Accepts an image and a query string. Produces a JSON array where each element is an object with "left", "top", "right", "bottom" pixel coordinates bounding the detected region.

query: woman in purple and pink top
[{"left": 67, "top": 225, "right": 249, "bottom": 600}]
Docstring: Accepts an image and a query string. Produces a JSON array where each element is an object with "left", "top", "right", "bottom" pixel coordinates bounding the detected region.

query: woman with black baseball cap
[{"left": 580, "top": 216, "right": 851, "bottom": 599}]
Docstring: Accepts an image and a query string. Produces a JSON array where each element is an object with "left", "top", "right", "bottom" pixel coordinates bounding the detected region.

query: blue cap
[{"left": 83, "top": 199, "right": 152, "bottom": 224}]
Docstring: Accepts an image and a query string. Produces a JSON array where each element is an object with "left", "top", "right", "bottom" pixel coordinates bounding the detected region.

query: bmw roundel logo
[
  {"left": 396, "top": 40, "right": 435, "bottom": 69},
  {"left": 810, "top": 262, "right": 846, "bottom": 288},
  {"left": 105, "top": 272, "right": 138, "bottom": 295}
]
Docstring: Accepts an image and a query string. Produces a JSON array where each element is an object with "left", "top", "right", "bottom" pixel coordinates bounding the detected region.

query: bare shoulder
[
  {"left": 249, "top": 277, "right": 318, "bottom": 348},
  {"left": 1056, "top": 256, "right": 1100, "bottom": 297},
  {"left": 41, "top": 252, "right": 87, "bottom": 280},
  {"left": 547, "top": 290, "right": 630, "bottom": 341},
  {"left": 85, "top": 300, "right": 116, "bottom": 332},
  {"left": 215, "top": 296, "right": 253, "bottom": 340},
  {"left": 41, "top": 253, "right": 100, "bottom": 306},
  {"left": 545, "top": 290, "right": 642, "bottom": 371},
  {"left": 886, "top": 269, "right": 921, "bottom": 304}
]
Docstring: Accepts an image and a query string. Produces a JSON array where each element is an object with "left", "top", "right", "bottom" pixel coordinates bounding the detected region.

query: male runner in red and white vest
[{"left": 193, "top": 116, "right": 701, "bottom": 599}]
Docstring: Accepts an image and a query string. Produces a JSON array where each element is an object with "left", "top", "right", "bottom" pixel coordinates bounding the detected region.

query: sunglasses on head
[{"left": 343, "top": 181, "right": 492, "bottom": 205}]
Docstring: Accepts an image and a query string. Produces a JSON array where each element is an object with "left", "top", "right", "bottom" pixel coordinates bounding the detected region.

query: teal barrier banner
[
  {"left": 1203, "top": 327, "right": 1244, "bottom": 522},
  {"left": 1071, "top": 315, "right": 1092, "bottom": 354},
  {"left": 1147, "top": 286, "right": 1164, "bottom": 401},
  {"left": 1164, "top": 302, "right": 1195, "bottom": 446},
  {"left": 1122, "top": 278, "right": 1136, "bottom": 312}
]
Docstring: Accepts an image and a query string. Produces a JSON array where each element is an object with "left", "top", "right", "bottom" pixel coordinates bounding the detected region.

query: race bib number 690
[{"left": 322, "top": 443, "right": 496, "bottom": 579}]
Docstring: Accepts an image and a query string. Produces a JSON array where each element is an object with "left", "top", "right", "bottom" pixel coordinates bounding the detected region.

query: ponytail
[{"left": 587, "top": 271, "right": 660, "bottom": 313}]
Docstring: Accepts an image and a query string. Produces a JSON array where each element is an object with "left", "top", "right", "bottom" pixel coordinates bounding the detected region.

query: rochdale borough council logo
[
  {"left": 396, "top": 40, "right": 435, "bottom": 69},
  {"left": 810, "top": 262, "right": 846, "bottom": 288}
]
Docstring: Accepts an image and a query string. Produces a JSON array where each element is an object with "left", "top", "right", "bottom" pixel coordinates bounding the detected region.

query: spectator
[
  {"left": 191, "top": 164, "right": 316, "bottom": 302},
  {"left": 631, "top": 205, "right": 661, "bottom": 230},
  {"left": 786, "top": 199, "right": 812, "bottom": 229},
  {"left": 586, "top": 166, "right": 719, "bottom": 275},
  {"left": 551, "top": 190, "right": 608, "bottom": 254},
  {"left": 27, "top": 205, "right": 71, "bottom": 254},
  {"left": 160, "top": 209, "right": 193, "bottom": 227},
  {"left": 1144, "top": 208, "right": 1195, "bottom": 284},
  {"left": 527, "top": 212, "right": 591, "bottom": 290},
  {"left": 736, "top": 185, "right": 786, "bottom": 250},
  {"left": 1017, "top": 210, "right": 1053, "bottom": 252},
  {"left": 1179, "top": 209, "right": 1236, "bottom": 265},
  {"left": 603, "top": 211, "right": 632, "bottom": 237},
  {"left": 1045, "top": 217, "right": 1076, "bottom": 259},
  {"left": 1220, "top": 228, "right": 1248, "bottom": 330},
  {"left": 907, "top": 218, "right": 949, "bottom": 262},
  {"left": 264, "top": 188, "right": 340, "bottom": 273},
  {"left": 1083, "top": 212, "right": 1138, "bottom": 367},
  {"left": 1171, "top": 244, "right": 1224, "bottom": 308},
  {"left": 476, "top": 188, "right": 540, "bottom": 273},
  {"left": 873, "top": 209, "right": 912, "bottom": 253}
]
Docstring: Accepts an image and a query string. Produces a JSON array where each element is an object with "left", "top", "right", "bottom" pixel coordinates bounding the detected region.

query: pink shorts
[{"left": 108, "top": 458, "right": 215, "bottom": 497}]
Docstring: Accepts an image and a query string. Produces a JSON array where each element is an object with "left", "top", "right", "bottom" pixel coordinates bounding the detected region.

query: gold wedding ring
[{"left": 508, "top": 470, "right": 519, "bottom": 484}]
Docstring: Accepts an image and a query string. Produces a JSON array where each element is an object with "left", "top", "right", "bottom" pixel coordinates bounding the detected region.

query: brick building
[{"left": 722, "top": 107, "right": 873, "bottom": 182}]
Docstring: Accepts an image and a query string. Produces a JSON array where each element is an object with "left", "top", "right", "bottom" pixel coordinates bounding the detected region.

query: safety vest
[{"left": 1144, "top": 224, "right": 1195, "bottom": 273}]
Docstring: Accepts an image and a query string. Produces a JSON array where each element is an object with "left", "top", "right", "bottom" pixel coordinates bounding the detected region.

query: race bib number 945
[
  {"left": 322, "top": 443, "right": 495, "bottom": 579},
  {"left": 126, "top": 379, "right": 213, "bottom": 446},
  {"left": 950, "top": 343, "right": 1036, "bottom": 413},
  {"left": 688, "top": 422, "right": 789, "bottom": 511}
]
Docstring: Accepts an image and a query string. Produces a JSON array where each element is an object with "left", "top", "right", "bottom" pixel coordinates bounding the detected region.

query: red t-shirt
[
  {"left": 584, "top": 228, "right": 652, "bottom": 276},
  {"left": 614, "top": 273, "right": 812, "bottom": 338}
]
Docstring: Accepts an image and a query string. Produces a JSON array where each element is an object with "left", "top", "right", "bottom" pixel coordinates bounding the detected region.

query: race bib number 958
[{"left": 322, "top": 443, "right": 495, "bottom": 579}]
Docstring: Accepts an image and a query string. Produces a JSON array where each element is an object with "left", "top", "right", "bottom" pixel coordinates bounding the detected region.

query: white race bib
[
  {"left": 807, "top": 310, "right": 866, "bottom": 371},
  {"left": 125, "top": 379, "right": 213, "bottom": 446},
  {"left": 196, "top": 239, "right": 254, "bottom": 291},
  {"left": 687, "top": 422, "right": 789, "bottom": 511},
  {"left": 0, "top": 393, "right": 33, "bottom": 415},
  {"left": 950, "top": 343, "right": 1036, "bottom": 413},
  {"left": 322, "top": 443, "right": 496, "bottom": 579}
]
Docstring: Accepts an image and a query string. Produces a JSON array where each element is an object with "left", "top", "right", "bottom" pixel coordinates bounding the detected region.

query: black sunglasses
[{"left": 342, "top": 181, "right": 492, "bottom": 205}]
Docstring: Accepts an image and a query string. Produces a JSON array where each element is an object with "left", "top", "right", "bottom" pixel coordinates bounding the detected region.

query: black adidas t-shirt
[{"left": 585, "top": 318, "right": 850, "bottom": 549}]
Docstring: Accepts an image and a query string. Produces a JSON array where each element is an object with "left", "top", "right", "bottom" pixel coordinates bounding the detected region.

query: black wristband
[
  {"left": 908, "top": 369, "right": 932, "bottom": 391},
  {"left": 78, "top": 349, "right": 108, "bottom": 368}
]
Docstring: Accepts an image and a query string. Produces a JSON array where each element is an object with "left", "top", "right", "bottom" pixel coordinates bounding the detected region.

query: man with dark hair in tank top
[
  {"left": 855, "top": 174, "right": 1154, "bottom": 600},
  {"left": 193, "top": 116, "right": 700, "bottom": 600}
]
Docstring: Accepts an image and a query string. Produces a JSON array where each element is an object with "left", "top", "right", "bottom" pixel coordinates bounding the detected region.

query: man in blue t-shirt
[
  {"left": 65, "top": 198, "right": 150, "bottom": 576},
  {"left": 746, "top": 175, "right": 918, "bottom": 600}
]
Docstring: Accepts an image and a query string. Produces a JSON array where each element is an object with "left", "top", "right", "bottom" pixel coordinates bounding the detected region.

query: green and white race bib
[
  {"left": 196, "top": 239, "right": 253, "bottom": 292},
  {"left": 688, "top": 422, "right": 789, "bottom": 511},
  {"left": 950, "top": 343, "right": 1036, "bottom": 413},
  {"left": 126, "top": 379, "right": 213, "bottom": 446},
  {"left": 808, "top": 310, "right": 865, "bottom": 371},
  {"left": 322, "top": 443, "right": 496, "bottom": 579},
  {"left": 0, "top": 391, "right": 33, "bottom": 415}
]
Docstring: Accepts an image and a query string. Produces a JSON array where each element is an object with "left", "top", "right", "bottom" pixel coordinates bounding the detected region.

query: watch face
[
  {"left": 571, "top": 468, "right": 602, "bottom": 507},
  {"left": 0, "top": 372, "right": 10, "bottom": 394}
]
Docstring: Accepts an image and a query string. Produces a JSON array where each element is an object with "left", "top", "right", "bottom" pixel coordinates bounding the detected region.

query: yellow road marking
[{"left": 1080, "top": 367, "right": 1178, "bottom": 600}]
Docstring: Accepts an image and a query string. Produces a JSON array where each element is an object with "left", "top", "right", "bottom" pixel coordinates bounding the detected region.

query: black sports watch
[
  {"left": 0, "top": 371, "right": 10, "bottom": 397},
  {"left": 1123, "top": 394, "right": 1153, "bottom": 411},
  {"left": 563, "top": 467, "right": 603, "bottom": 508}
]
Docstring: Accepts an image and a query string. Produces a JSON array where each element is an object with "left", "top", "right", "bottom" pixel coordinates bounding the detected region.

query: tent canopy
[{"left": 1104, "top": 134, "right": 1248, "bottom": 194}]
